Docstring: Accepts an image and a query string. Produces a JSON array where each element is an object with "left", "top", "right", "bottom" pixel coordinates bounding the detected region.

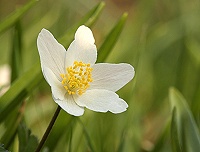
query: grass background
[{"left": 0, "top": 0, "right": 200, "bottom": 151}]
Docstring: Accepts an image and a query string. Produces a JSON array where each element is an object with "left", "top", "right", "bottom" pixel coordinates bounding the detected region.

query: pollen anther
[{"left": 60, "top": 61, "right": 93, "bottom": 95}]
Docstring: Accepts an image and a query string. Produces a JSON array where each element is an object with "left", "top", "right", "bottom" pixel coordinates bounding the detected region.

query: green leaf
[
  {"left": 10, "top": 21, "right": 23, "bottom": 83},
  {"left": 0, "top": 103, "right": 25, "bottom": 148},
  {"left": 83, "top": 2, "right": 105, "bottom": 27},
  {"left": 1, "top": 22, "right": 24, "bottom": 148},
  {"left": 97, "top": 12, "right": 128, "bottom": 62},
  {"left": 67, "top": 126, "right": 73, "bottom": 152},
  {"left": 59, "top": 1, "right": 105, "bottom": 48},
  {"left": 0, "top": 144, "right": 9, "bottom": 152},
  {"left": 18, "top": 123, "right": 38, "bottom": 152},
  {"left": 78, "top": 118, "right": 95, "bottom": 152},
  {"left": 0, "top": 0, "right": 38, "bottom": 34},
  {"left": 169, "top": 87, "right": 200, "bottom": 152},
  {"left": 171, "top": 108, "right": 182, "bottom": 152},
  {"left": 0, "top": 62, "right": 42, "bottom": 124}
]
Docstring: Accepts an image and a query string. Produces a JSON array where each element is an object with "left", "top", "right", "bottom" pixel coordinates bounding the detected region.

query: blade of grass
[
  {"left": 171, "top": 108, "right": 182, "bottom": 152},
  {"left": 59, "top": 1, "right": 105, "bottom": 48},
  {"left": 169, "top": 87, "right": 200, "bottom": 152},
  {"left": 0, "top": 62, "right": 42, "bottom": 123},
  {"left": 0, "top": 0, "right": 38, "bottom": 34},
  {"left": 97, "top": 12, "right": 128, "bottom": 62},
  {"left": 68, "top": 126, "right": 73, "bottom": 152},
  {"left": 1, "top": 102, "right": 26, "bottom": 148},
  {"left": 10, "top": 21, "right": 23, "bottom": 83},
  {"left": 77, "top": 118, "right": 95, "bottom": 152},
  {"left": 0, "top": 21, "right": 24, "bottom": 149}
]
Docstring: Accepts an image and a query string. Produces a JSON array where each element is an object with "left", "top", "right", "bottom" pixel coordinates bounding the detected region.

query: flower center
[{"left": 60, "top": 61, "right": 93, "bottom": 95}]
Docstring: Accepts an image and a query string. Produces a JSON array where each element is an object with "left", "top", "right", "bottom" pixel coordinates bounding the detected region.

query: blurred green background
[{"left": 0, "top": 0, "right": 200, "bottom": 151}]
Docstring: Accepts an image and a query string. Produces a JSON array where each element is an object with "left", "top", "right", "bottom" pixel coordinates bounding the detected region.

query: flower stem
[{"left": 35, "top": 105, "right": 61, "bottom": 152}]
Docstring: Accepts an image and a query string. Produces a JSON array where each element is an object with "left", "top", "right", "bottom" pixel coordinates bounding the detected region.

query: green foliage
[
  {"left": 59, "top": 2, "right": 105, "bottom": 48},
  {"left": 10, "top": 21, "right": 23, "bottom": 83},
  {"left": 77, "top": 119, "right": 95, "bottom": 152},
  {"left": 1, "top": 107, "right": 24, "bottom": 148},
  {"left": 0, "top": 0, "right": 38, "bottom": 34},
  {"left": 97, "top": 12, "right": 128, "bottom": 62},
  {"left": 169, "top": 87, "right": 200, "bottom": 152},
  {"left": 0, "top": 144, "right": 9, "bottom": 152},
  {"left": 18, "top": 123, "right": 38, "bottom": 152},
  {"left": 0, "top": 63, "right": 42, "bottom": 123}
]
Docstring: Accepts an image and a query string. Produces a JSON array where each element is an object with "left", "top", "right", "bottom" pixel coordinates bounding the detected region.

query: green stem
[{"left": 35, "top": 105, "right": 61, "bottom": 152}]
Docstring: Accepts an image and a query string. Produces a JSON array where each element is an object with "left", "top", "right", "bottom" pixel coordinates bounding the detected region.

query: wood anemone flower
[{"left": 37, "top": 25, "right": 135, "bottom": 116}]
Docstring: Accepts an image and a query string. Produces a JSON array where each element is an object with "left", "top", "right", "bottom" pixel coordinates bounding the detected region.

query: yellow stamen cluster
[{"left": 60, "top": 61, "right": 93, "bottom": 95}]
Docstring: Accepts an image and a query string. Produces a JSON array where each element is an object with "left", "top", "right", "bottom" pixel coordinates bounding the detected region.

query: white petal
[
  {"left": 37, "top": 28, "right": 66, "bottom": 81},
  {"left": 42, "top": 67, "right": 66, "bottom": 100},
  {"left": 75, "top": 25, "right": 95, "bottom": 44},
  {"left": 109, "top": 98, "right": 128, "bottom": 114},
  {"left": 54, "top": 95, "right": 84, "bottom": 116},
  {"left": 90, "top": 63, "right": 135, "bottom": 92},
  {"left": 75, "top": 89, "right": 128, "bottom": 113},
  {"left": 65, "top": 26, "right": 97, "bottom": 67}
]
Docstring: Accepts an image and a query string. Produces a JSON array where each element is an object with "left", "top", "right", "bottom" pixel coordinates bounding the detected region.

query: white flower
[{"left": 37, "top": 25, "right": 135, "bottom": 116}]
